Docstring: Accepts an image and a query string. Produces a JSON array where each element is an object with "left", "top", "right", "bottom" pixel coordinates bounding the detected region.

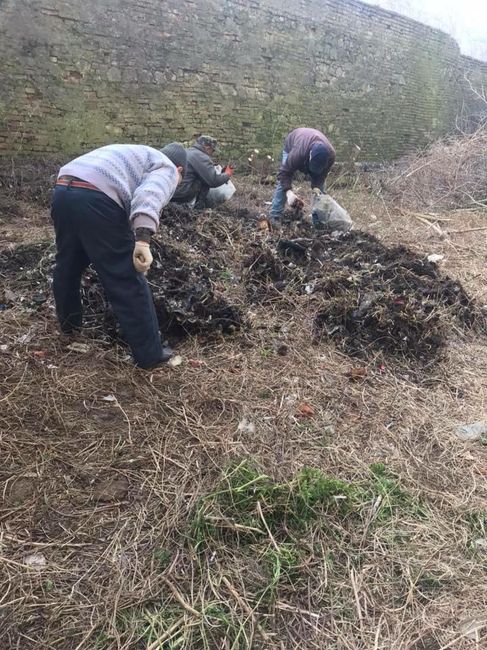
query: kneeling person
[
  {"left": 51, "top": 142, "right": 186, "bottom": 369},
  {"left": 171, "top": 135, "right": 233, "bottom": 209}
]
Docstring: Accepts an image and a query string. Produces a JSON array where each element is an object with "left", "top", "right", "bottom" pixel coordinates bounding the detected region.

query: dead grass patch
[{"left": 0, "top": 171, "right": 486, "bottom": 649}]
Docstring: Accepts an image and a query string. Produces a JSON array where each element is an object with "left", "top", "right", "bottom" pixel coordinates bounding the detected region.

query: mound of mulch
[
  {"left": 0, "top": 204, "right": 484, "bottom": 364},
  {"left": 242, "top": 230, "right": 484, "bottom": 363}
]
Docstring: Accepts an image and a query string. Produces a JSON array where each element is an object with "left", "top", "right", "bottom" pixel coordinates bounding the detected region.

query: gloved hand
[
  {"left": 133, "top": 241, "right": 153, "bottom": 274},
  {"left": 286, "top": 190, "right": 304, "bottom": 210},
  {"left": 223, "top": 165, "right": 234, "bottom": 177}
]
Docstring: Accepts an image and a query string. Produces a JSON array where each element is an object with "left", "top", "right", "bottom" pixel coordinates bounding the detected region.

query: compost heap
[{"left": 0, "top": 203, "right": 484, "bottom": 365}]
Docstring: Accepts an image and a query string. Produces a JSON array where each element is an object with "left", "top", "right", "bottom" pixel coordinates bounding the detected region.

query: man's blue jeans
[{"left": 270, "top": 151, "right": 288, "bottom": 221}]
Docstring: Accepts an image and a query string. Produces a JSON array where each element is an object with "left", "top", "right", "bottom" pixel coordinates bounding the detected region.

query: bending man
[
  {"left": 269, "top": 127, "right": 335, "bottom": 226},
  {"left": 171, "top": 135, "right": 233, "bottom": 209},
  {"left": 51, "top": 142, "right": 186, "bottom": 369}
]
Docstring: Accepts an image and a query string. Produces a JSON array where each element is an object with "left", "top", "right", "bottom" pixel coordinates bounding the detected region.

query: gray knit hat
[
  {"left": 196, "top": 135, "right": 218, "bottom": 151},
  {"left": 161, "top": 142, "right": 187, "bottom": 173}
]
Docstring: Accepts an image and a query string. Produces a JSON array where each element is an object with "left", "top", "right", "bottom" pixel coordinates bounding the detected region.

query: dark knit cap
[
  {"left": 309, "top": 143, "right": 331, "bottom": 175},
  {"left": 161, "top": 142, "right": 187, "bottom": 173}
]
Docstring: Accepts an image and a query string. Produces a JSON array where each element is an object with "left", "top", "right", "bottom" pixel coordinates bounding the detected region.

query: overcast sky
[{"left": 361, "top": 0, "right": 487, "bottom": 59}]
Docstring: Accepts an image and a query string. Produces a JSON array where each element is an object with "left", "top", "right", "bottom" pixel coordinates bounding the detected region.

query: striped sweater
[{"left": 58, "top": 144, "right": 179, "bottom": 232}]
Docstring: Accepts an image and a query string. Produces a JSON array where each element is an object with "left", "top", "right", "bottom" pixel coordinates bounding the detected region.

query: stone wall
[
  {"left": 460, "top": 56, "right": 487, "bottom": 130},
  {"left": 0, "top": 0, "right": 486, "bottom": 160}
]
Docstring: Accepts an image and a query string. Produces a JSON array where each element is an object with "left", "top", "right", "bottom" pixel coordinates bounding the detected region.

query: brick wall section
[{"left": 0, "top": 0, "right": 486, "bottom": 160}]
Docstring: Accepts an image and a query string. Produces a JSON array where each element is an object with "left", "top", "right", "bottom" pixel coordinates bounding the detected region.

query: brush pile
[{"left": 381, "top": 124, "right": 487, "bottom": 211}]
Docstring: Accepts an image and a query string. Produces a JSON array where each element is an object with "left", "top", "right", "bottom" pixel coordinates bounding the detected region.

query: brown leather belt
[{"left": 56, "top": 175, "right": 100, "bottom": 192}]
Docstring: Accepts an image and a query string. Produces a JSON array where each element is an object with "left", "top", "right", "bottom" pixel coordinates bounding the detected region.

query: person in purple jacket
[{"left": 269, "top": 127, "right": 336, "bottom": 226}]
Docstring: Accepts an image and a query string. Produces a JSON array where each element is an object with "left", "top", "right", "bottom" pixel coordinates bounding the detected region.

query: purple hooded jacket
[{"left": 277, "top": 128, "right": 336, "bottom": 191}]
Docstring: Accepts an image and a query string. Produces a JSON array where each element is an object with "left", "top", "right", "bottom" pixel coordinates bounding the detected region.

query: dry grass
[
  {"left": 0, "top": 172, "right": 486, "bottom": 650},
  {"left": 378, "top": 125, "right": 487, "bottom": 212}
]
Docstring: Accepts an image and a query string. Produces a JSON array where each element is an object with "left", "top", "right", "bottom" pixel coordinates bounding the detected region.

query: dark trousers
[
  {"left": 171, "top": 183, "right": 210, "bottom": 209},
  {"left": 51, "top": 185, "right": 164, "bottom": 368},
  {"left": 194, "top": 184, "right": 210, "bottom": 210}
]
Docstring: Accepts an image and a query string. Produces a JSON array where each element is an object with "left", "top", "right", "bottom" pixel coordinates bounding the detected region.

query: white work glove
[
  {"left": 133, "top": 241, "right": 153, "bottom": 274},
  {"left": 286, "top": 190, "right": 304, "bottom": 210}
]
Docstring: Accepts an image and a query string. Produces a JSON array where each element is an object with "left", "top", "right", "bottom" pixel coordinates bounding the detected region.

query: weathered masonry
[{"left": 0, "top": 0, "right": 486, "bottom": 159}]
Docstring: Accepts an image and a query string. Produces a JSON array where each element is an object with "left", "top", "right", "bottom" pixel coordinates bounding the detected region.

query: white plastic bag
[
  {"left": 205, "top": 165, "right": 236, "bottom": 207},
  {"left": 311, "top": 190, "right": 353, "bottom": 232}
]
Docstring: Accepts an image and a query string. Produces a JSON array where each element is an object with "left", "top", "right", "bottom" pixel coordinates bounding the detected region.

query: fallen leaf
[
  {"left": 257, "top": 218, "right": 270, "bottom": 232},
  {"left": 188, "top": 359, "right": 203, "bottom": 368},
  {"left": 297, "top": 403, "right": 315, "bottom": 418},
  {"left": 347, "top": 367, "right": 367, "bottom": 380},
  {"left": 33, "top": 350, "right": 47, "bottom": 358},
  {"left": 101, "top": 394, "right": 117, "bottom": 402}
]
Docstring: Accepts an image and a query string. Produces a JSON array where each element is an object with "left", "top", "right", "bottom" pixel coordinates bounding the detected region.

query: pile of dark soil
[
  {"left": 148, "top": 239, "right": 243, "bottom": 340},
  {"left": 0, "top": 242, "right": 54, "bottom": 308},
  {"left": 0, "top": 206, "right": 244, "bottom": 342},
  {"left": 0, "top": 203, "right": 484, "bottom": 364},
  {"left": 243, "top": 230, "right": 484, "bottom": 361}
]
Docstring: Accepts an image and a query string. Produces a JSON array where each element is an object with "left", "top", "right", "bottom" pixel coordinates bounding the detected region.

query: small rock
[
  {"left": 455, "top": 421, "right": 487, "bottom": 441},
  {"left": 427, "top": 254, "right": 444, "bottom": 263},
  {"left": 24, "top": 553, "right": 47, "bottom": 568},
  {"left": 323, "top": 424, "right": 335, "bottom": 437},
  {"left": 32, "top": 292, "right": 48, "bottom": 304},
  {"left": 167, "top": 355, "right": 183, "bottom": 368},
  {"left": 275, "top": 343, "right": 289, "bottom": 356},
  {"left": 237, "top": 418, "right": 256, "bottom": 434}
]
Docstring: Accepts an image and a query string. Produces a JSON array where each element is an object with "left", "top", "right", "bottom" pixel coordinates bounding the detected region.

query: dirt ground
[{"left": 0, "top": 169, "right": 486, "bottom": 650}]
